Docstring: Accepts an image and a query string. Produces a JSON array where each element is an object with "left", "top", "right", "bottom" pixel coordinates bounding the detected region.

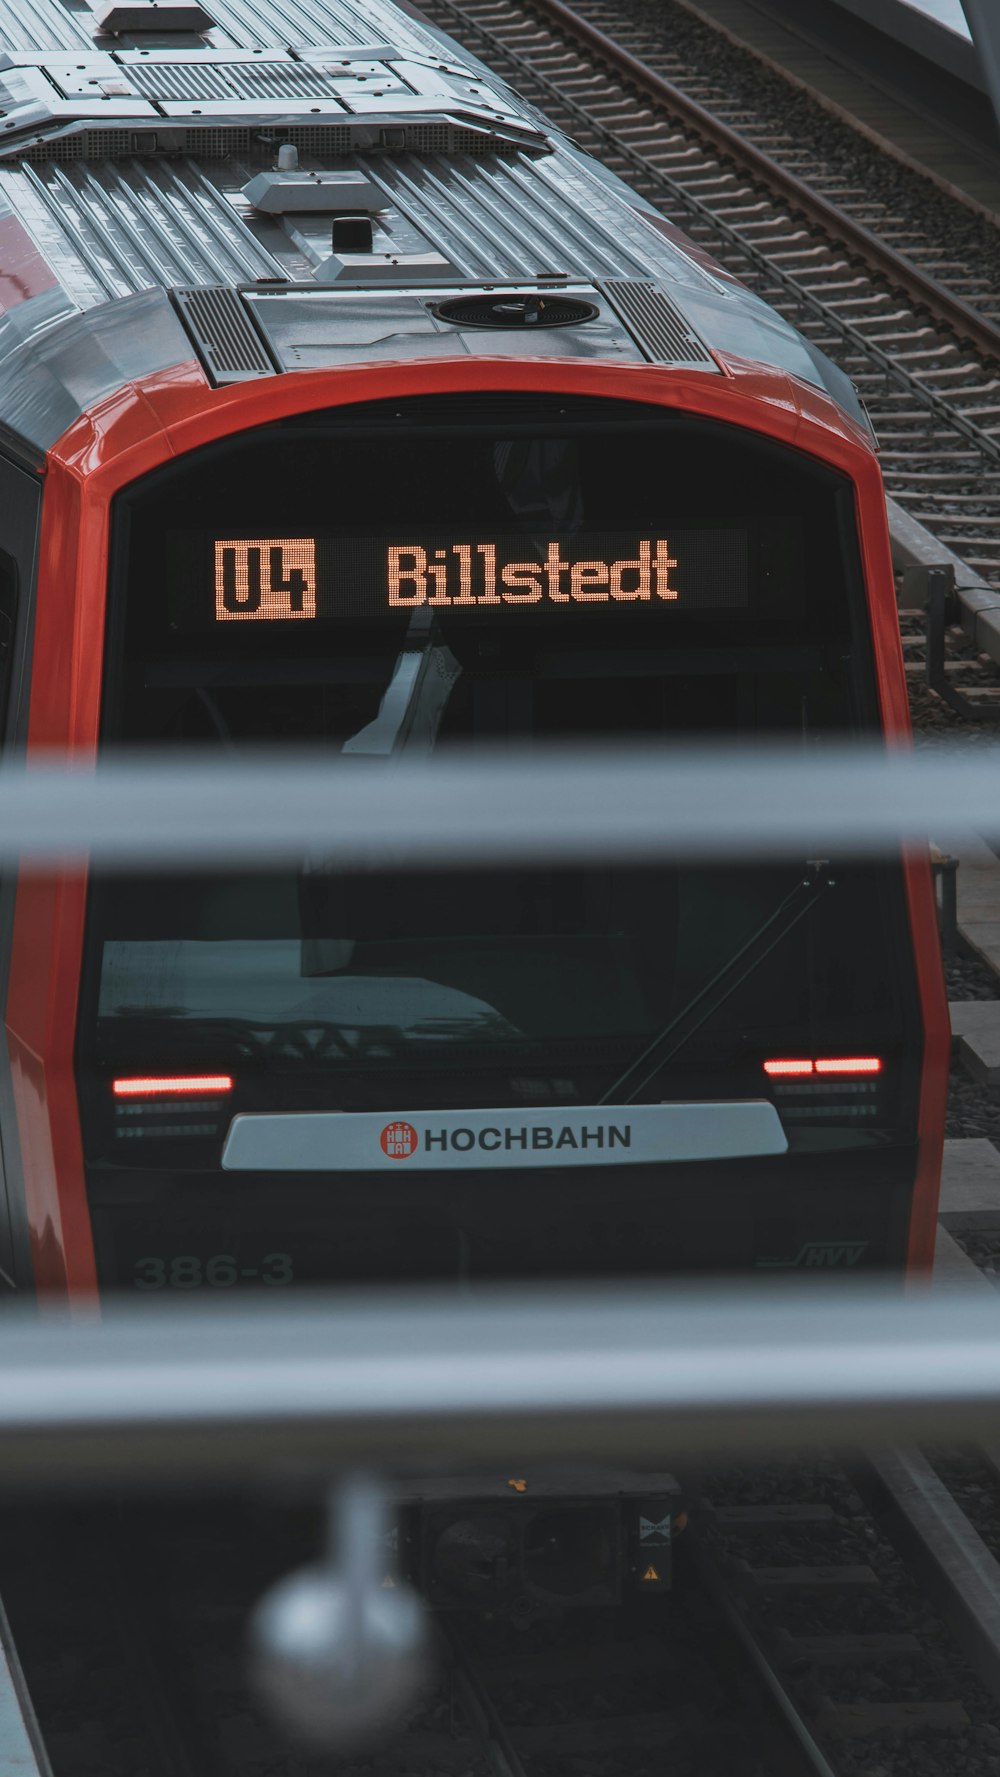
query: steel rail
[
  {"left": 687, "top": 1537, "right": 840, "bottom": 1777},
  {"left": 0, "top": 1592, "right": 52, "bottom": 1777},
  {"left": 446, "top": 1580, "right": 832, "bottom": 1777},
  {"left": 3, "top": 1286, "right": 1000, "bottom": 1486},
  {"left": 427, "top": 0, "right": 1000, "bottom": 468},
  {"left": 444, "top": 1629, "right": 528, "bottom": 1777},
  {"left": 854, "top": 1447, "right": 1000, "bottom": 1706},
  {"left": 525, "top": 0, "right": 1000, "bottom": 366}
]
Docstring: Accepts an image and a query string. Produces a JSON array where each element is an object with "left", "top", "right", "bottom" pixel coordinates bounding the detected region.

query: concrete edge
[
  {"left": 887, "top": 495, "right": 1000, "bottom": 667},
  {"left": 828, "top": 0, "right": 981, "bottom": 90},
  {"left": 948, "top": 1000, "right": 1000, "bottom": 1084}
]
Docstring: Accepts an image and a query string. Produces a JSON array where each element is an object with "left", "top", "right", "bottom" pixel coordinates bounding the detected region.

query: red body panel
[{"left": 5, "top": 353, "right": 949, "bottom": 1297}]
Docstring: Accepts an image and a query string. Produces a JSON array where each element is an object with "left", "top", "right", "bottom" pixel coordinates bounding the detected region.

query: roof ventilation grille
[
  {"left": 96, "top": 1, "right": 215, "bottom": 32},
  {"left": 601, "top": 279, "right": 715, "bottom": 366},
  {"left": 128, "top": 57, "right": 329, "bottom": 101},
  {"left": 433, "top": 293, "right": 598, "bottom": 329},
  {"left": 173, "top": 286, "right": 275, "bottom": 384},
  {"left": 16, "top": 122, "right": 524, "bottom": 165}
]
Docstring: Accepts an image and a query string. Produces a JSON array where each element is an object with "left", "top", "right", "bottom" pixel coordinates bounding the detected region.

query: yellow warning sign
[{"left": 641, "top": 1564, "right": 661, "bottom": 1583}]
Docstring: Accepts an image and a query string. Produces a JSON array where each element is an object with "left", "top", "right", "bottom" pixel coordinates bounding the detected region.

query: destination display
[{"left": 195, "top": 527, "right": 753, "bottom": 626}]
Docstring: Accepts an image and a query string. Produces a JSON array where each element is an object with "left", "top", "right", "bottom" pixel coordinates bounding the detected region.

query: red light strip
[
  {"left": 815, "top": 1058, "right": 882, "bottom": 1076},
  {"left": 763, "top": 1058, "right": 882, "bottom": 1078},
  {"left": 112, "top": 1075, "right": 234, "bottom": 1098}
]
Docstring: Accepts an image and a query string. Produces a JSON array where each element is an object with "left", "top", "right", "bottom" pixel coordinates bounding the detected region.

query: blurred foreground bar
[
  {"left": 3, "top": 1283, "right": 1000, "bottom": 1486},
  {"left": 4, "top": 742, "right": 1000, "bottom": 866}
]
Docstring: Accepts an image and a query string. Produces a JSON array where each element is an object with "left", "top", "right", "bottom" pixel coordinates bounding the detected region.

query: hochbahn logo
[
  {"left": 380, "top": 1121, "right": 419, "bottom": 1159},
  {"left": 378, "top": 1119, "right": 633, "bottom": 1158}
]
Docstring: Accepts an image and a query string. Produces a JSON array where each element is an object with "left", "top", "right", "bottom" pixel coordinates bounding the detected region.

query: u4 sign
[{"left": 220, "top": 1103, "right": 788, "bottom": 1171}]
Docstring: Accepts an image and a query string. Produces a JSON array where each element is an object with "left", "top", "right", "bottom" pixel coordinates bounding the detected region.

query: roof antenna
[{"left": 276, "top": 142, "right": 299, "bottom": 171}]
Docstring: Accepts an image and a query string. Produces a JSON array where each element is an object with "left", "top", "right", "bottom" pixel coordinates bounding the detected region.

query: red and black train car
[{"left": 0, "top": 0, "right": 947, "bottom": 1306}]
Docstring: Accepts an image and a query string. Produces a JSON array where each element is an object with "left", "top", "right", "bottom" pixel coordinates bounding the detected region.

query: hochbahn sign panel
[{"left": 221, "top": 1102, "right": 787, "bottom": 1171}]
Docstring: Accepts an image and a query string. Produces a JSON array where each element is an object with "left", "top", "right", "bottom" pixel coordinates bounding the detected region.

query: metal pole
[
  {"left": 0, "top": 1284, "right": 1000, "bottom": 1485},
  {"left": 2, "top": 744, "right": 1000, "bottom": 864}
]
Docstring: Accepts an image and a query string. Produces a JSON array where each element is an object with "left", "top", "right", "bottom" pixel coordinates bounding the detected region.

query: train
[{"left": 0, "top": 0, "right": 948, "bottom": 1608}]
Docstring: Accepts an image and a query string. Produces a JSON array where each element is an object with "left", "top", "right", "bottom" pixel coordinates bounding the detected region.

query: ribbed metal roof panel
[
  {"left": 126, "top": 57, "right": 335, "bottom": 100},
  {"left": 0, "top": 0, "right": 94, "bottom": 51},
  {"left": 0, "top": 0, "right": 443, "bottom": 53},
  {"left": 315, "top": 151, "right": 722, "bottom": 291},
  {"left": 0, "top": 0, "right": 868, "bottom": 452},
  {"left": 188, "top": 0, "right": 442, "bottom": 51},
  {"left": 0, "top": 156, "right": 289, "bottom": 297},
  {"left": 0, "top": 147, "right": 717, "bottom": 299}
]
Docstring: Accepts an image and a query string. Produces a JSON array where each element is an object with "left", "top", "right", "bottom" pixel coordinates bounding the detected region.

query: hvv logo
[{"left": 758, "top": 1240, "right": 869, "bottom": 1269}]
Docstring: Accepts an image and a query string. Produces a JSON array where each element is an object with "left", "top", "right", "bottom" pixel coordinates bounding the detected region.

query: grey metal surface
[
  {"left": 0, "top": 0, "right": 442, "bottom": 59},
  {"left": 0, "top": 48, "right": 544, "bottom": 159},
  {"left": 0, "top": 0, "right": 878, "bottom": 451},
  {"left": 99, "top": 1, "right": 217, "bottom": 31},
  {"left": 0, "top": 1285, "right": 999, "bottom": 1484},
  {"left": 0, "top": 151, "right": 721, "bottom": 305},
  {"left": 0, "top": 157, "right": 288, "bottom": 296},
  {"left": 242, "top": 284, "right": 646, "bottom": 375},
  {"left": 199, "top": 0, "right": 446, "bottom": 55},
  {"left": 0, "top": 743, "right": 995, "bottom": 865},
  {"left": 0, "top": 287, "right": 195, "bottom": 453},
  {"left": 243, "top": 166, "right": 381, "bottom": 211}
]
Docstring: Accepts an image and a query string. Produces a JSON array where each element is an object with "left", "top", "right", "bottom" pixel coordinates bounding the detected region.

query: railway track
[
  {"left": 442, "top": 1597, "right": 836, "bottom": 1777},
  {"left": 415, "top": 0, "right": 1000, "bottom": 582},
  {"left": 697, "top": 1448, "right": 1000, "bottom": 1772},
  {"left": 0, "top": 1496, "right": 844, "bottom": 1777},
  {"left": 7, "top": 1472, "right": 1000, "bottom": 1777}
]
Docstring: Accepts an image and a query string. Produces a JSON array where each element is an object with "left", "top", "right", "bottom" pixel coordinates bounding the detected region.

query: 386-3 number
[{"left": 133, "top": 1254, "right": 293, "bottom": 1290}]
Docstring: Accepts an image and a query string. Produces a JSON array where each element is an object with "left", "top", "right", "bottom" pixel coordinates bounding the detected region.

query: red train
[{"left": 0, "top": 0, "right": 946, "bottom": 1308}]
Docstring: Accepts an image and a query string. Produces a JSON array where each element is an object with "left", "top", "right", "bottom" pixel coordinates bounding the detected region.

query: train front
[
  {"left": 1, "top": 259, "right": 949, "bottom": 1625},
  {"left": 18, "top": 363, "right": 931, "bottom": 1309},
  {"left": 0, "top": 37, "right": 944, "bottom": 1323}
]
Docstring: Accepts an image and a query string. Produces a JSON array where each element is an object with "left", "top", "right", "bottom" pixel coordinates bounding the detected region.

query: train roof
[{"left": 0, "top": 0, "right": 870, "bottom": 457}]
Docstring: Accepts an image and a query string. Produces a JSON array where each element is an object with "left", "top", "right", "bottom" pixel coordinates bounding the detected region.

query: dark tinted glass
[{"left": 107, "top": 411, "right": 870, "bottom": 747}]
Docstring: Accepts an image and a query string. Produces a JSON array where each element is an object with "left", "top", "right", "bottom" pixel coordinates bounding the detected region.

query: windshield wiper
[{"left": 600, "top": 866, "right": 835, "bottom": 1106}]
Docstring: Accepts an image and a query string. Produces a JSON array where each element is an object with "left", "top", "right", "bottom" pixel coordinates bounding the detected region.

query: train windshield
[{"left": 81, "top": 395, "right": 914, "bottom": 1145}]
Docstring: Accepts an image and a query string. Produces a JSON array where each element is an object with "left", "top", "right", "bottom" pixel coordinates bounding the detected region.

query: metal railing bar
[
  {"left": 0, "top": 743, "right": 997, "bottom": 864},
  {"left": 0, "top": 1283, "right": 1000, "bottom": 1486}
]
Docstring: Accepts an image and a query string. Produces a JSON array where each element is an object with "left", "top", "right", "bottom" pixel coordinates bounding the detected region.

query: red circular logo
[{"left": 380, "top": 1120, "right": 418, "bottom": 1160}]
